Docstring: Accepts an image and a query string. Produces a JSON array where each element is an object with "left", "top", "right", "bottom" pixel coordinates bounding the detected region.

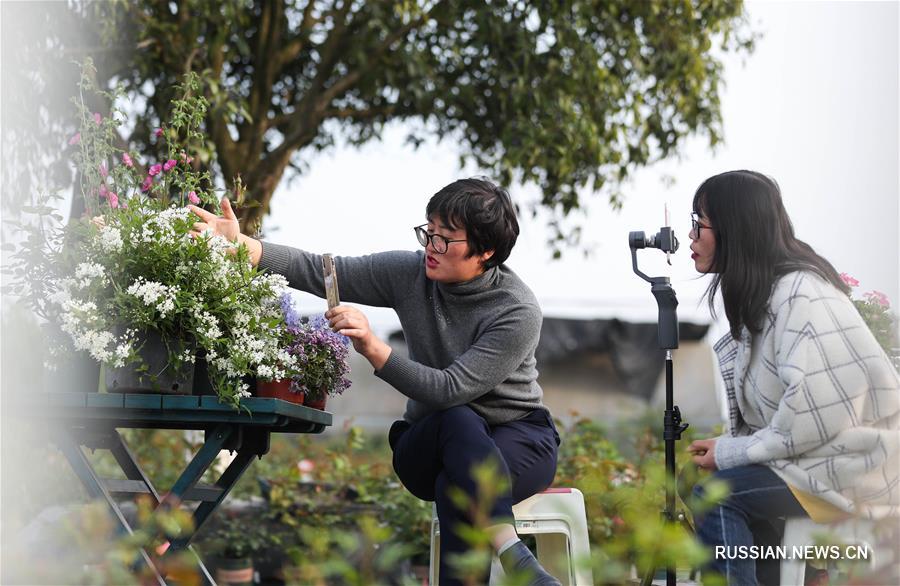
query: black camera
[{"left": 628, "top": 227, "right": 679, "bottom": 254}]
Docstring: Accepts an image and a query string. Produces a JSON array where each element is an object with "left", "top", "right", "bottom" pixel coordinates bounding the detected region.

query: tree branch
[
  {"left": 315, "top": 14, "right": 425, "bottom": 111},
  {"left": 277, "top": 0, "right": 319, "bottom": 64},
  {"left": 206, "top": 29, "right": 239, "bottom": 181},
  {"left": 323, "top": 105, "right": 396, "bottom": 121},
  {"left": 302, "top": 1, "right": 355, "bottom": 104},
  {"left": 243, "top": 1, "right": 281, "bottom": 163}
]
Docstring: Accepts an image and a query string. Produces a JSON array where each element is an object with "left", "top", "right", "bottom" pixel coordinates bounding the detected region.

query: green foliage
[
  {"left": 284, "top": 516, "right": 420, "bottom": 586},
  {"left": 853, "top": 296, "right": 897, "bottom": 358},
  {"left": 553, "top": 416, "right": 730, "bottom": 584},
  {"left": 5, "top": 416, "right": 738, "bottom": 584},
  {"left": 841, "top": 273, "right": 898, "bottom": 360},
  {"left": 3, "top": 497, "right": 197, "bottom": 585},
  {"left": 208, "top": 513, "right": 278, "bottom": 560},
  {"left": 193, "top": 417, "right": 731, "bottom": 584},
  {"left": 189, "top": 428, "right": 431, "bottom": 585},
  {"left": 22, "top": 0, "right": 754, "bottom": 252}
]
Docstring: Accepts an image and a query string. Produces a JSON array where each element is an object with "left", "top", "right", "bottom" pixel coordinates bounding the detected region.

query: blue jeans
[
  {"left": 390, "top": 405, "right": 560, "bottom": 586},
  {"left": 692, "top": 465, "right": 809, "bottom": 586}
]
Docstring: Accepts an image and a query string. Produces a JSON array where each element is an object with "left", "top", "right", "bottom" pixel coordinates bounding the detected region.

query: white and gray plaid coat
[{"left": 713, "top": 271, "right": 899, "bottom": 519}]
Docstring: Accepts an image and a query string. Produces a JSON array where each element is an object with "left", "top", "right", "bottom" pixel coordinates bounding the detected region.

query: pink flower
[
  {"left": 148, "top": 163, "right": 163, "bottom": 177},
  {"left": 93, "top": 112, "right": 102, "bottom": 125},
  {"left": 99, "top": 183, "right": 108, "bottom": 198},
  {"left": 99, "top": 162, "right": 108, "bottom": 178},
  {"left": 180, "top": 152, "right": 194, "bottom": 165},
  {"left": 68, "top": 133, "right": 81, "bottom": 146},
  {"left": 122, "top": 153, "right": 134, "bottom": 167},
  {"left": 163, "top": 159, "right": 177, "bottom": 172},
  {"left": 188, "top": 191, "right": 200, "bottom": 205},
  {"left": 840, "top": 272, "right": 859, "bottom": 288},
  {"left": 141, "top": 176, "right": 153, "bottom": 192},
  {"left": 155, "top": 128, "right": 164, "bottom": 138},
  {"left": 121, "top": 202, "right": 128, "bottom": 209},
  {"left": 864, "top": 290, "right": 890, "bottom": 308},
  {"left": 106, "top": 192, "right": 119, "bottom": 209}
]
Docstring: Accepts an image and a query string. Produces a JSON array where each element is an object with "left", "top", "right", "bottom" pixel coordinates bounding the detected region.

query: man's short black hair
[{"left": 426, "top": 178, "right": 519, "bottom": 269}]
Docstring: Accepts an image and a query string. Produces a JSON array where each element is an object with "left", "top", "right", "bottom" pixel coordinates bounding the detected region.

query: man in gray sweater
[{"left": 190, "top": 178, "right": 561, "bottom": 585}]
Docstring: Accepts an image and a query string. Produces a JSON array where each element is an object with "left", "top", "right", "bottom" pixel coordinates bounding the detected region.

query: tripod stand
[{"left": 629, "top": 229, "right": 689, "bottom": 586}]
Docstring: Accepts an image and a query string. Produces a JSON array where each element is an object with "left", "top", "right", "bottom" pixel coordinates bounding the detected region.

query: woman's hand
[
  {"left": 688, "top": 438, "right": 718, "bottom": 471},
  {"left": 326, "top": 305, "right": 392, "bottom": 370},
  {"left": 188, "top": 197, "right": 262, "bottom": 265}
]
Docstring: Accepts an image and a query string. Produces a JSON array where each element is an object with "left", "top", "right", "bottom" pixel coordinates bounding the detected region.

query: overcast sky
[{"left": 267, "top": 1, "right": 899, "bottom": 333}]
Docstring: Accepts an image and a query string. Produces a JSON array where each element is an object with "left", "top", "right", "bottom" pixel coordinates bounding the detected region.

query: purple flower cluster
[
  {"left": 280, "top": 293, "right": 303, "bottom": 330},
  {"left": 283, "top": 307, "right": 351, "bottom": 399}
]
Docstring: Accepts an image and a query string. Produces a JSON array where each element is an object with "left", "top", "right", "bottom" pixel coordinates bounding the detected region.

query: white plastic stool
[
  {"left": 780, "top": 517, "right": 878, "bottom": 585},
  {"left": 429, "top": 487, "right": 593, "bottom": 586}
]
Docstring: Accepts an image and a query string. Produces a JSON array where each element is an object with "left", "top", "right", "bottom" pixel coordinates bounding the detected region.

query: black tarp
[
  {"left": 535, "top": 318, "right": 709, "bottom": 400},
  {"left": 388, "top": 318, "right": 709, "bottom": 402}
]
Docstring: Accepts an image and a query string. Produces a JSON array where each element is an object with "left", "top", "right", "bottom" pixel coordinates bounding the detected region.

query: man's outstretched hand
[
  {"left": 188, "top": 197, "right": 240, "bottom": 242},
  {"left": 188, "top": 197, "right": 263, "bottom": 265}
]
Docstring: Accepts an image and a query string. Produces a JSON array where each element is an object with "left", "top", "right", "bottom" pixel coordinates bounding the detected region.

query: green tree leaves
[{"left": 13, "top": 0, "right": 753, "bottom": 251}]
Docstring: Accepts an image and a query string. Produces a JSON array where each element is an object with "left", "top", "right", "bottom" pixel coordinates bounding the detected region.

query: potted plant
[
  {"left": 207, "top": 515, "right": 272, "bottom": 586},
  {"left": 256, "top": 294, "right": 352, "bottom": 409},
  {"left": 255, "top": 293, "right": 307, "bottom": 405},
  {"left": 4, "top": 62, "right": 300, "bottom": 408},
  {"left": 285, "top": 313, "right": 352, "bottom": 410}
]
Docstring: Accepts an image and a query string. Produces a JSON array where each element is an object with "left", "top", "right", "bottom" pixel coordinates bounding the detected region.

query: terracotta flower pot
[
  {"left": 304, "top": 393, "right": 327, "bottom": 410},
  {"left": 256, "top": 379, "right": 304, "bottom": 405},
  {"left": 215, "top": 556, "right": 253, "bottom": 586}
]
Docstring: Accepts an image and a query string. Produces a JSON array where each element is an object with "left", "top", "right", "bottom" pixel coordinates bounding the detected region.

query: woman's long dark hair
[{"left": 694, "top": 170, "right": 849, "bottom": 339}]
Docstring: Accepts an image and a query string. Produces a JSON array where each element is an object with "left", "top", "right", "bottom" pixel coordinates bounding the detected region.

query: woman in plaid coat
[{"left": 685, "top": 170, "right": 899, "bottom": 585}]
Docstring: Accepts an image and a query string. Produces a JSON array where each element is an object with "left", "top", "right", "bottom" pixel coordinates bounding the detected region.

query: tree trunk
[{"left": 234, "top": 149, "right": 297, "bottom": 237}]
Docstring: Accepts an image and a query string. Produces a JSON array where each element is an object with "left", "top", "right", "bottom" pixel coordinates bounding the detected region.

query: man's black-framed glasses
[
  {"left": 691, "top": 213, "right": 713, "bottom": 238},
  {"left": 414, "top": 224, "right": 467, "bottom": 254}
]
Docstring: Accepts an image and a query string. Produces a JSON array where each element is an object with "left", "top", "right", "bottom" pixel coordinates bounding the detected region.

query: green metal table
[{"left": 18, "top": 391, "right": 332, "bottom": 585}]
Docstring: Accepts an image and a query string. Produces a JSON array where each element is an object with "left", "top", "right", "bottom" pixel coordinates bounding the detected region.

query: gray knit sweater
[{"left": 258, "top": 242, "right": 546, "bottom": 425}]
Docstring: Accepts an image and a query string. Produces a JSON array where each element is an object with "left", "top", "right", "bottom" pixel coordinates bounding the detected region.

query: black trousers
[{"left": 390, "top": 405, "right": 560, "bottom": 586}]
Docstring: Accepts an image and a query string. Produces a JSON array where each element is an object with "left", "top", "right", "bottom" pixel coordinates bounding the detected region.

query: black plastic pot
[{"left": 104, "top": 329, "right": 194, "bottom": 394}]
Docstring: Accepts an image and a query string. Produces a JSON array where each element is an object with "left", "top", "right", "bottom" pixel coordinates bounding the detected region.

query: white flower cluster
[
  {"left": 180, "top": 347, "right": 196, "bottom": 364},
  {"left": 245, "top": 273, "right": 290, "bottom": 322},
  {"left": 207, "top": 236, "right": 233, "bottom": 286},
  {"left": 96, "top": 225, "right": 123, "bottom": 253},
  {"left": 194, "top": 309, "right": 222, "bottom": 341},
  {"left": 175, "top": 260, "right": 197, "bottom": 278},
  {"left": 137, "top": 206, "right": 192, "bottom": 245},
  {"left": 251, "top": 273, "right": 290, "bottom": 301},
  {"left": 49, "top": 279, "right": 74, "bottom": 307},
  {"left": 126, "top": 277, "right": 179, "bottom": 318},
  {"left": 74, "top": 262, "right": 108, "bottom": 289},
  {"left": 55, "top": 297, "right": 133, "bottom": 367},
  {"left": 205, "top": 233, "right": 234, "bottom": 256},
  {"left": 213, "top": 323, "right": 297, "bottom": 386}
]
